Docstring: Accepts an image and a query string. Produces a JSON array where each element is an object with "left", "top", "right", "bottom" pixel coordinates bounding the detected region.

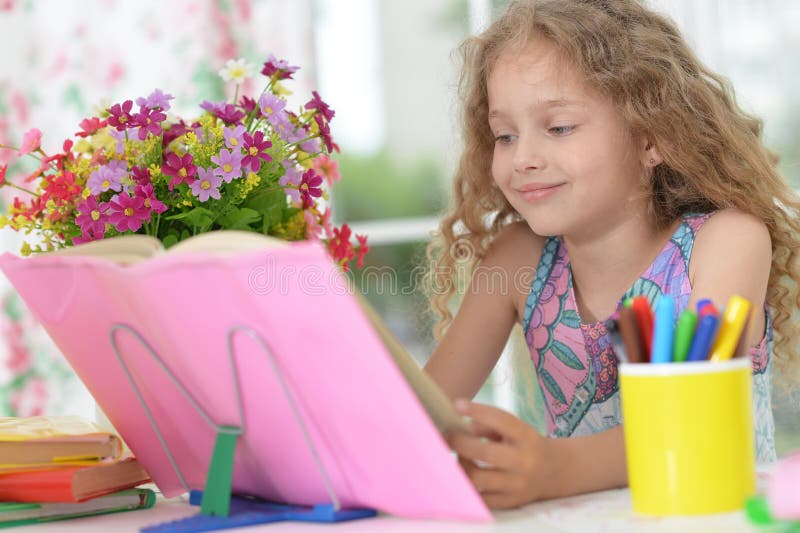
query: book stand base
[{"left": 107, "top": 323, "right": 376, "bottom": 532}]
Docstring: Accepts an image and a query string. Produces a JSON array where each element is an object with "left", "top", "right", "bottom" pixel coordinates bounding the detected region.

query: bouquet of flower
[{"left": 0, "top": 55, "right": 368, "bottom": 270}]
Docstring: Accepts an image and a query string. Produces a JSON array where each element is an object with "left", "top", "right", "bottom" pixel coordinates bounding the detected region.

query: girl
[{"left": 424, "top": 0, "right": 800, "bottom": 509}]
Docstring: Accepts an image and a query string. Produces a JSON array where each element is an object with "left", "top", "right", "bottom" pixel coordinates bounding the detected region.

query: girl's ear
[{"left": 642, "top": 140, "right": 663, "bottom": 168}]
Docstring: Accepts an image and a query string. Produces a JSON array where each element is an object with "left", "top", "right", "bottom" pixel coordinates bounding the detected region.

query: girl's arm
[
  {"left": 688, "top": 209, "right": 771, "bottom": 346},
  {"left": 424, "top": 222, "right": 543, "bottom": 400}
]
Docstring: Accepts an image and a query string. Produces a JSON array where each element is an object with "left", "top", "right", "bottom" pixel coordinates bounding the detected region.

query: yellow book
[{"left": 0, "top": 416, "right": 123, "bottom": 471}]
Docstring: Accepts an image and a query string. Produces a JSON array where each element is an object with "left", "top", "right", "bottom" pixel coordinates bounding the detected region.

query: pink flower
[
  {"left": 18, "top": 128, "right": 41, "bottom": 156},
  {"left": 298, "top": 169, "right": 323, "bottom": 208},
  {"left": 312, "top": 154, "right": 340, "bottom": 186},
  {"left": 104, "top": 192, "right": 148, "bottom": 232}
]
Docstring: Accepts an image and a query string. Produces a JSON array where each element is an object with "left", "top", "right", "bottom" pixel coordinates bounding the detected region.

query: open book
[
  {"left": 46, "top": 231, "right": 464, "bottom": 435},
  {"left": 0, "top": 232, "right": 488, "bottom": 521}
]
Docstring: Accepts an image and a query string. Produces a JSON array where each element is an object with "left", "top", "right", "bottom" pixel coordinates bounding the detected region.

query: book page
[
  {"left": 45, "top": 234, "right": 163, "bottom": 265},
  {"left": 166, "top": 230, "right": 286, "bottom": 255}
]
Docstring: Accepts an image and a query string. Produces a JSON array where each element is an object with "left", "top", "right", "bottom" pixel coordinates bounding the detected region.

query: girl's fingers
[
  {"left": 455, "top": 399, "right": 528, "bottom": 443},
  {"left": 448, "top": 431, "right": 515, "bottom": 469},
  {"left": 468, "top": 466, "right": 511, "bottom": 494},
  {"left": 466, "top": 418, "right": 503, "bottom": 441},
  {"left": 482, "top": 491, "right": 523, "bottom": 510}
]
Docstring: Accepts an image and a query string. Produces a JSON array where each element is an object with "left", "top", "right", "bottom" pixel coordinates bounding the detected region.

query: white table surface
[{"left": 17, "top": 487, "right": 774, "bottom": 533}]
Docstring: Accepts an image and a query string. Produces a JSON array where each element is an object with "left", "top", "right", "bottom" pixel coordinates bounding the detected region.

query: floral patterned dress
[{"left": 521, "top": 212, "right": 776, "bottom": 463}]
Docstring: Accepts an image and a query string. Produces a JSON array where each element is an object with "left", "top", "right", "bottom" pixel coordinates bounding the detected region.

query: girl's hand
[{"left": 446, "top": 399, "right": 557, "bottom": 509}]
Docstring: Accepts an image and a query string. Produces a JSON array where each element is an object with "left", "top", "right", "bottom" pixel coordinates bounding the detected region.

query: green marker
[
  {"left": 672, "top": 309, "right": 697, "bottom": 362},
  {"left": 622, "top": 297, "right": 633, "bottom": 308}
]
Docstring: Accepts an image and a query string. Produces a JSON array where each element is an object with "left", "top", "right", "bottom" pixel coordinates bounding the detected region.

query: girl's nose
[{"left": 512, "top": 141, "right": 545, "bottom": 173}]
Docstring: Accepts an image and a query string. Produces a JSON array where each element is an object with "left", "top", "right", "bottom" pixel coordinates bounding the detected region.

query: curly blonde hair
[{"left": 425, "top": 0, "right": 800, "bottom": 385}]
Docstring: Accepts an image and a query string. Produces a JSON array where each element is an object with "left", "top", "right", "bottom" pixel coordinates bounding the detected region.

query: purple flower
[
  {"left": 305, "top": 91, "right": 335, "bottom": 123},
  {"left": 190, "top": 167, "right": 223, "bottom": 202},
  {"left": 136, "top": 89, "right": 174, "bottom": 112},
  {"left": 104, "top": 192, "right": 148, "bottom": 233},
  {"left": 108, "top": 128, "right": 126, "bottom": 155},
  {"left": 279, "top": 163, "right": 303, "bottom": 204},
  {"left": 260, "top": 54, "right": 299, "bottom": 80},
  {"left": 132, "top": 106, "right": 167, "bottom": 140},
  {"left": 259, "top": 94, "right": 290, "bottom": 128},
  {"left": 87, "top": 160, "right": 127, "bottom": 195},
  {"left": 134, "top": 183, "right": 167, "bottom": 215},
  {"left": 162, "top": 152, "right": 198, "bottom": 190},
  {"left": 300, "top": 137, "right": 321, "bottom": 154},
  {"left": 223, "top": 125, "right": 246, "bottom": 152},
  {"left": 107, "top": 100, "right": 135, "bottom": 130},
  {"left": 210, "top": 148, "right": 243, "bottom": 183},
  {"left": 200, "top": 100, "right": 245, "bottom": 125},
  {"left": 299, "top": 169, "right": 323, "bottom": 208},
  {"left": 75, "top": 195, "right": 107, "bottom": 239},
  {"left": 241, "top": 131, "right": 272, "bottom": 172}
]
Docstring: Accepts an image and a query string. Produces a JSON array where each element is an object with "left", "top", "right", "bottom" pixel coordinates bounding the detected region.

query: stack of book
[{"left": 0, "top": 415, "right": 154, "bottom": 527}]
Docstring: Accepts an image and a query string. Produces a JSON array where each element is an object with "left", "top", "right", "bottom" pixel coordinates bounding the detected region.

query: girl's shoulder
[
  {"left": 482, "top": 221, "right": 547, "bottom": 315},
  {"left": 691, "top": 208, "right": 771, "bottom": 268}
]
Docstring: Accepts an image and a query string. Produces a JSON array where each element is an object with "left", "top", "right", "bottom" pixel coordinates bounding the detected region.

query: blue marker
[
  {"left": 686, "top": 313, "right": 719, "bottom": 362},
  {"left": 651, "top": 295, "right": 675, "bottom": 363}
]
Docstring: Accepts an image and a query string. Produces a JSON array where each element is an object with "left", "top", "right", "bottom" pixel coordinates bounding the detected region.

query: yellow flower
[
  {"left": 74, "top": 139, "right": 93, "bottom": 153},
  {"left": 238, "top": 172, "right": 262, "bottom": 199},
  {"left": 272, "top": 211, "right": 307, "bottom": 241},
  {"left": 148, "top": 164, "right": 163, "bottom": 182},
  {"left": 0, "top": 215, "right": 8, "bottom": 229},
  {"left": 20, "top": 242, "right": 32, "bottom": 257},
  {"left": 272, "top": 81, "right": 292, "bottom": 96}
]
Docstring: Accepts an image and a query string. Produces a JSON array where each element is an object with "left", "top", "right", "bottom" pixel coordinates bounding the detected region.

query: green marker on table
[{"left": 673, "top": 309, "right": 697, "bottom": 362}]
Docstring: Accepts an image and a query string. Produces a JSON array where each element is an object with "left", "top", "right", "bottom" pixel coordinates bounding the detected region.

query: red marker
[
  {"left": 631, "top": 296, "right": 654, "bottom": 360},
  {"left": 699, "top": 302, "right": 719, "bottom": 318}
]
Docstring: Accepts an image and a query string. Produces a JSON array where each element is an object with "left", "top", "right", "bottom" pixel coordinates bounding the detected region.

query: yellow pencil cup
[{"left": 619, "top": 358, "right": 755, "bottom": 516}]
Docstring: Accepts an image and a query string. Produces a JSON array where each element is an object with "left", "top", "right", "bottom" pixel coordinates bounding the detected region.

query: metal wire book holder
[{"left": 106, "top": 323, "right": 376, "bottom": 533}]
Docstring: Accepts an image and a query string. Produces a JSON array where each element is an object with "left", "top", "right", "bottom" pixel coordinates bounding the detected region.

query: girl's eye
[
  {"left": 548, "top": 125, "right": 575, "bottom": 136},
  {"left": 494, "top": 134, "right": 516, "bottom": 145}
]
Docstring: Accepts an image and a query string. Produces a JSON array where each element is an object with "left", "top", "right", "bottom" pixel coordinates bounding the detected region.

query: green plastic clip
[{"left": 200, "top": 426, "right": 241, "bottom": 517}]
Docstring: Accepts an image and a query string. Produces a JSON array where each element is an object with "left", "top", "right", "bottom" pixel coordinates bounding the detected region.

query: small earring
[{"left": 649, "top": 158, "right": 656, "bottom": 166}]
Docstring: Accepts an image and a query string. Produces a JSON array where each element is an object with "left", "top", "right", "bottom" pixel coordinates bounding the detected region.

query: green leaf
[
  {"left": 162, "top": 234, "right": 179, "bottom": 249},
  {"left": 164, "top": 207, "right": 214, "bottom": 231},
  {"left": 244, "top": 188, "right": 287, "bottom": 233},
  {"left": 540, "top": 369, "right": 567, "bottom": 405},
  {"left": 560, "top": 309, "right": 581, "bottom": 329},
  {"left": 550, "top": 340, "right": 585, "bottom": 370},
  {"left": 243, "top": 188, "right": 284, "bottom": 212},
  {"left": 163, "top": 207, "right": 213, "bottom": 222},
  {"left": 217, "top": 207, "right": 261, "bottom": 231}
]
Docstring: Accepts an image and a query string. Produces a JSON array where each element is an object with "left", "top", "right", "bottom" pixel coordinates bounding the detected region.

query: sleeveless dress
[{"left": 520, "top": 212, "right": 777, "bottom": 463}]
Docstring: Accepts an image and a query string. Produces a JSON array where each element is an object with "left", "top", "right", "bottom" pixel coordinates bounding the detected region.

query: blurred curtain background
[{"left": 0, "top": 0, "right": 797, "bottom": 455}]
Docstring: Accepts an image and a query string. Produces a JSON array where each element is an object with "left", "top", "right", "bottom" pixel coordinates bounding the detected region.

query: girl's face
[{"left": 488, "top": 40, "right": 648, "bottom": 241}]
